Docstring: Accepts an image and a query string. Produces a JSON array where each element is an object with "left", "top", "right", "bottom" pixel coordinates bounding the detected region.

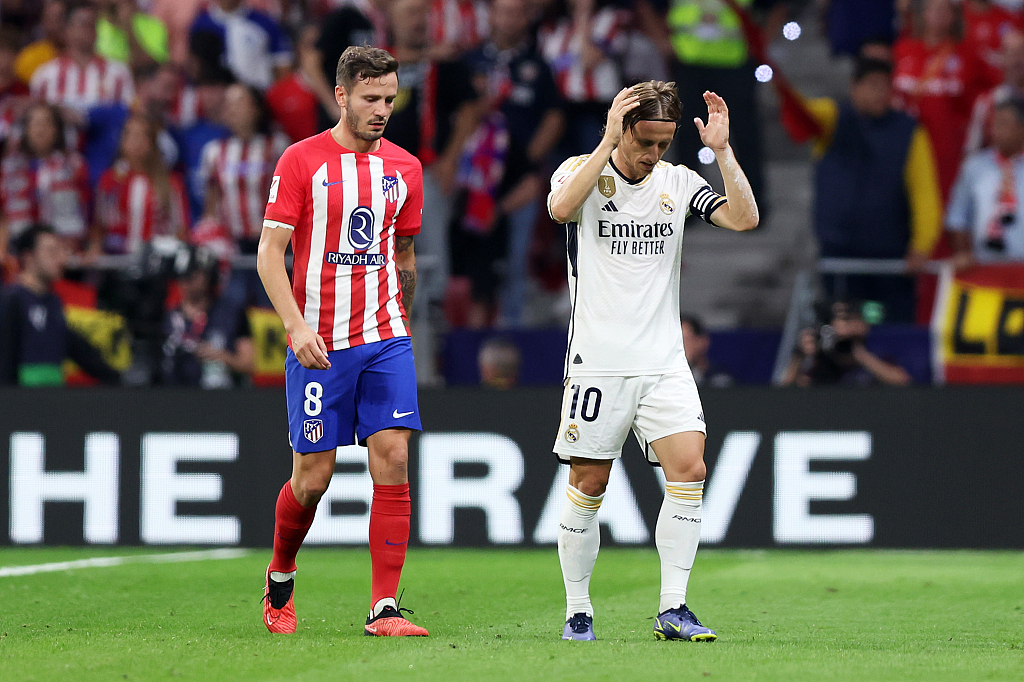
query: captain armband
[{"left": 689, "top": 185, "right": 728, "bottom": 226}]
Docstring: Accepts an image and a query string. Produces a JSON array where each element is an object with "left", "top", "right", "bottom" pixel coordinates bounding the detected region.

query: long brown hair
[{"left": 118, "top": 113, "right": 172, "bottom": 212}]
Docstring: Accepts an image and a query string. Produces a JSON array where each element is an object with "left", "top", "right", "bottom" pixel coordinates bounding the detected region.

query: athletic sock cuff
[
  {"left": 372, "top": 483, "right": 412, "bottom": 516},
  {"left": 566, "top": 485, "right": 604, "bottom": 517},
  {"left": 280, "top": 481, "right": 318, "bottom": 521},
  {"left": 665, "top": 480, "right": 704, "bottom": 505}
]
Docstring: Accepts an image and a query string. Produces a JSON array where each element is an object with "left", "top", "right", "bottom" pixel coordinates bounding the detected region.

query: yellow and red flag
[{"left": 933, "top": 264, "right": 1024, "bottom": 384}]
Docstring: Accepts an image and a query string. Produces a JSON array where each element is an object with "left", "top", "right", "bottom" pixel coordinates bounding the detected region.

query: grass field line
[{"left": 0, "top": 548, "right": 249, "bottom": 578}]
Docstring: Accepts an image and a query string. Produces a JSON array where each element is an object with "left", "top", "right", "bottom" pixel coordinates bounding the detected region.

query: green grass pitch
[{"left": 1, "top": 548, "right": 1022, "bottom": 682}]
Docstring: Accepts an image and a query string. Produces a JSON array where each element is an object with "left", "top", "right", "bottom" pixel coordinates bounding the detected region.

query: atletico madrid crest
[
  {"left": 303, "top": 419, "right": 324, "bottom": 444},
  {"left": 382, "top": 175, "right": 400, "bottom": 203}
]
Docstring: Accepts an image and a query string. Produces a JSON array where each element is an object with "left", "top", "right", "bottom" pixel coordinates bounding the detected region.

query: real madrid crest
[
  {"left": 598, "top": 176, "right": 616, "bottom": 198},
  {"left": 565, "top": 423, "right": 580, "bottom": 443},
  {"left": 659, "top": 193, "right": 675, "bottom": 215}
]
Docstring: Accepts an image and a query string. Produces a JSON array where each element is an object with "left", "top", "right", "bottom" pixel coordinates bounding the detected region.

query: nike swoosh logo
[
  {"left": 365, "top": 626, "right": 377, "bottom": 633},
  {"left": 385, "top": 539, "right": 407, "bottom": 546},
  {"left": 322, "top": 179, "right": 344, "bottom": 187},
  {"left": 265, "top": 614, "right": 273, "bottom": 627},
  {"left": 393, "top": 410, "right": 414, "bottom": 418}
]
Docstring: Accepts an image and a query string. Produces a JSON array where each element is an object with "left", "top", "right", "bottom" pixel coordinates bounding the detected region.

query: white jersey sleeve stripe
[
  {"left": 263, "top": 219, "right": 294, "bottom": 230},
  {"left": 332, "top": 153, "right": 358, "bottom": 345},
  {"left": 362, "top": 154, "right": 386, "bottom": 345},
  {"left": 386, "top": 170, "right": 409, "bottom": 337},
  {"left": 305, "top": 162, "right": 330, "bottom": 333}
]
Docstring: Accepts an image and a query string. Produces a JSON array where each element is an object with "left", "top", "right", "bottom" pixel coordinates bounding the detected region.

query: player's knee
[
  {"left": 372, "top": 444, "right": 409, "bottom": 477},
  {"left": 574, "top": 473, "right": 610, "bottom": 497},
  {"left": 679, "top": 458, "right": 706, "bottom": 482},
  {"left": 293, "top": 471, "right": 332, "bottom": 506}
]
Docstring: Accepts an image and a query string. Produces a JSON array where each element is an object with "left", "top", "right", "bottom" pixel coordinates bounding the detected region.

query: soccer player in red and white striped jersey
[
  {"left": 29, "top": 3, "right": 134, "bottom": 113},
  {"left": 257, "top": 46, "right": 427, "bottom": 638}
]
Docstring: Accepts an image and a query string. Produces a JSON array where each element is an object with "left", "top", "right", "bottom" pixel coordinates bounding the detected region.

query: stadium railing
[{"left": 771, "top": 257, "right": 950, "bottom": 385}]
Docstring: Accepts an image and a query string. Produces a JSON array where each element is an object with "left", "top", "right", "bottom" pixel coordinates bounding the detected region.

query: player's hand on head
[
  {"left": 602, "top": 87, "right": 640, "bottom": 148},
  {"left": 291, "top": 326, "right": 332, "bottom": 370},
  {"left": 693, "top": 91, "right": 730, "bottom": 152}
]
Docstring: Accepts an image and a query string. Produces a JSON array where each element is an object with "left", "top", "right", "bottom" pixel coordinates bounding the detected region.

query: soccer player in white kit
[{"left": 547, "top": 81, "right": 759, "bottom": 642}]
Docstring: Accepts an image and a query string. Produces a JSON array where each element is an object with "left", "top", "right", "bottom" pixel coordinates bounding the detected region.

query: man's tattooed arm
[{"left": 396, "top": 235, "right": 417, "bottom": 328}]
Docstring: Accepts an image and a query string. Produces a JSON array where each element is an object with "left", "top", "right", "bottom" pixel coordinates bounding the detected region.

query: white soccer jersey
[{"left": 548, "top": 155, "right": 726, "bottom": 377}]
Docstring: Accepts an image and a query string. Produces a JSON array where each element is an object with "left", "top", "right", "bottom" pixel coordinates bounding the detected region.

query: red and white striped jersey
[
  {"left": 29, "top": 56, "right": 134, "bottom": 111},
  {"left": 200, "top": 132, "right": 289, "bottom": 242},
  {"left": 538, "top": 8, "right": 627, "bottom": 103},
  {"left": 0, "top": 150, "right": 90, "bottom": 242},
  {"left": 96, "top": 161, "right": 191, "bottom": 255},
  {"left": 263, "top": 131, "right": 423, "bottom": 351},
  {"left": 429, "top": 0, "right": 488, "bottom": 51}
]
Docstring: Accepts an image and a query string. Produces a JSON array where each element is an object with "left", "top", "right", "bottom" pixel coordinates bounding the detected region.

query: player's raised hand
[
  {"left": 694, "top": 91, "right": 730, "bottom": 152},
  {"left": 291, "top": 325, "right": 332, "bottom": 370},
  {"left": 602, "top": 87, "right": 640, "bottom": 148}
]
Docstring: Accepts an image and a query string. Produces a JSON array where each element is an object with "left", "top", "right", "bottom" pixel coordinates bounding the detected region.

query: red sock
[
  {"left": 369, "top": 483, "right": 411, "bottom": 608},
  {"left": 269, "top": 481, "right": 317, "bottom": 574}
]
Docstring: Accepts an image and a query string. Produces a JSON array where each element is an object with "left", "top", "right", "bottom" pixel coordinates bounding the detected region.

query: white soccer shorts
[{"left": 552, "top": 371, "right": 707, "bottom": 465}]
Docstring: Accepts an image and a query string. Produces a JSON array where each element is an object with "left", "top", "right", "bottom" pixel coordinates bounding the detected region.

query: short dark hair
[
  {"left": 622, "top": 80, "right": 682, "bottom": 134},
  {"left": 680, "top": 313, "right": 706, "bottom": 337},
  {"left": 335, "top": 46, "right": 399, "bottom": 90},
  {"left": 66, "top": 0, "right": 95, "bottom": 19},
  {"left": 994, "top": 96, "right": 1024, "bottom": 125},
  {"left": 853, "top": 57, "right": 893, "bottom": 83},
  {"left": 13, "top": 224, "right": 56, "bottom": 259}
]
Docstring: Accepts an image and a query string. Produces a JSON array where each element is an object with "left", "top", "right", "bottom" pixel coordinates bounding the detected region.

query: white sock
[
  {"left": 558, "top": 484, "right": 604, "bottom": 620},
  {"left": 656, "top": 480, "right": 704, "bottom": 613},
  {"left": 270, "top": 570, "right": 296, "bottom": 583},
  {"left": 371, "top": 597, "right": 397, "bottom": 617}
]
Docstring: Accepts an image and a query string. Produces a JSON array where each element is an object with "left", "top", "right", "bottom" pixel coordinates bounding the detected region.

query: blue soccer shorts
[{"left": 285, "top": 337, "right": 421, "bottom": 453}]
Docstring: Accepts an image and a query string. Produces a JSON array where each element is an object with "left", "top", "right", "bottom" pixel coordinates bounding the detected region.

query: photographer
[
  {"left": 948, "top": 97, "right": 1024, "bottom": 268},
  {"left": 783, "top": 301, "right": 911, "bottom": 387}
]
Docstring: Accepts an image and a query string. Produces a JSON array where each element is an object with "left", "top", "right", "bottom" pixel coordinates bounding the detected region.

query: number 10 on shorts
[{"left": 569, "top": 384, "right": 602, "bottom": 422}]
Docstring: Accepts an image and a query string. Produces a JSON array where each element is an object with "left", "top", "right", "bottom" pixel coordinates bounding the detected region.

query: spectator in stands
[
  {"left": 150, "top": 0, "right": 204, "bottom": 65},
  {"left": 478, "top": 335, "right": 521, "bottom": 388},
  {"left": 82, "top": 63, "right": 181, "bottom": 188},
  {"left": 681, "top": 313, "right": 734, "bottom": 388},
  {"left": 94, "top": 113, "right": 190, "bottom": 256},
  {"left": 819, "top": 0, "right": 897, "bottom": 58},
  {"left": 963, "top": 0, "right": 1019, "bottom": 86},
  {"left": 784, "top": 300, "right": 911, "bottom": 386},
  {"left": 637, "top": 0, "right": 765, "bottom": 207},
  {"left": 160, "top": 245, "right": 254, "bottom": 388},
  {"left": 0, "top": 225, "right": 120, "bottom": 386},
  {"left": 948, "top": 98, "right": 1024, "bottom": 266},
  {"left": 538, "top": 0, "right": 628, "bottom": 157},
  {"left": 14, "top": 0, "right": 64, "bottom": 85},
  {"left": 199, "top": 83, "right": 286, "bottom": 309},
  {"left": 429, "top": 0, "right": 489, "bottom": 61},
  {"left": 385, "top": 0, "right": 482, "bottom": 312},
  {"left": 462, "top": 0, "right": 565, "bottom": 326},
  {"left": 0, "top": 27, "right": 31, "bottom": 144},
  {"left": 30, "top": 2, "right": 135, "bottom": 116},
  {"left": 0, "top": 103, "right": 91, "bottom": 256},
  {"left": 96, "top": 0, "right": 170, "bottom": 74},
  {"left": 315, "top": 0, "right": 388, "bottom": 129},
  {"left": 266, "top": 26, "right": 333, "bottom": 144},
  {"left": 776, "top": 57, "right": 942, "bottom": 323},
  {"left": 174, "top": 47, "right": 233, "bottom": 223},
  {"left": 966, "top": 29, "right": 1024, "bottom": 155},
  {"left": 893, "top": 0, "right": 987, "bottom": 202},
  {"left": 189, "top": 0, "right": 292, "bottom": 90}
]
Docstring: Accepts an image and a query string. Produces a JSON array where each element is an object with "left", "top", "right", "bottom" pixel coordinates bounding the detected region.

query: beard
[{"left": 345, "top": 107, "right": 386, "bottom": 142}]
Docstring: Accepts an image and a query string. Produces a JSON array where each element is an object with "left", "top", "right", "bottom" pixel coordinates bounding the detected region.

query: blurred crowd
[{"left": 0, "top": 0, "right": 1022, "bottom": 388}]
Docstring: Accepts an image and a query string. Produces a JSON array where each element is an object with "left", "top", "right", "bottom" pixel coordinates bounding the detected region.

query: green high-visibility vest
[{"left": 668, "top": 0, "right": 753, "bottom": 68}]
